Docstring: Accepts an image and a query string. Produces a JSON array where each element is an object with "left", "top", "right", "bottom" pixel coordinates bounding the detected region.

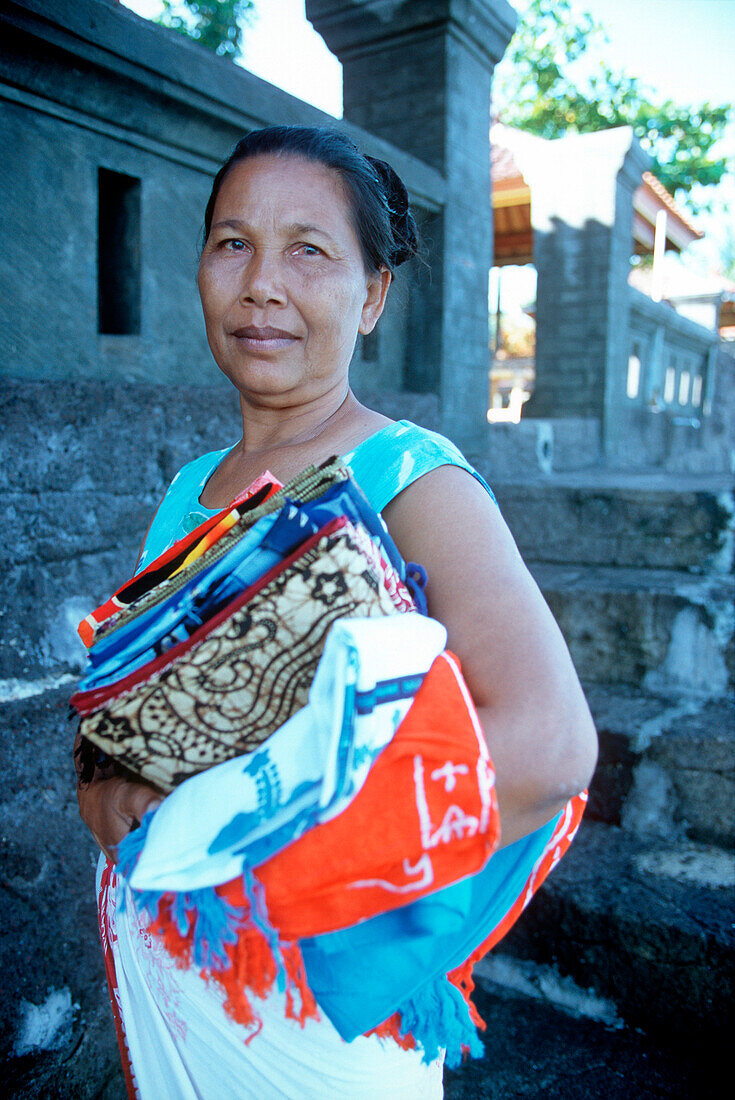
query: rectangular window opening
[
  {"left": 678, "top": 370, "right": 691, "bottom": 406},
  {"left": 663, "top": 365, "right": 676, "bottom": 405},
  {"left": 626, "top": 353, "right": 641, "bottom": 399},
  {"left": 98, "top": 168, "right": 141, "bottom": 335},
  {"left": 691, "top": 374, "right": 703, "bottom": 407}
]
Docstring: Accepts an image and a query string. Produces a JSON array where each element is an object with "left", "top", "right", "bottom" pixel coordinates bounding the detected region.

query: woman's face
[{"left": 197, "top": 154, "right": 390, "bottom": 406}]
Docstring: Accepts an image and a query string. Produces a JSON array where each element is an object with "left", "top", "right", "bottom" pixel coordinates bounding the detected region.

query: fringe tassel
[
  {"left": 282, "top": 942, "right": 319, "bottom": 1027},
  {"left": 111, "top": 794, "right": 586, "bottom": 1061},
  {"left": 364, "top": 1013, "right": 416, "bottom": 1052},
  {"left": 447, "top": 955, "right": 486, "bottom": 1031},
  {"left": 396, "top": 977, "right": 485, "bottom": 1068},
  {"left": 127, "top": 866, "right": 321, "bottom": 1041}
]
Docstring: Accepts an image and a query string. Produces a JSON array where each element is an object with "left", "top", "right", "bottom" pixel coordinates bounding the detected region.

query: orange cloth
[{"left": 219, "top": 650, "right": 500, "bottom": 939}]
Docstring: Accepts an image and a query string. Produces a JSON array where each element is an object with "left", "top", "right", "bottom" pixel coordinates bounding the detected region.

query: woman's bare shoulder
[{"left": 333, "top": 402, "right": 394, "bottom": 453}]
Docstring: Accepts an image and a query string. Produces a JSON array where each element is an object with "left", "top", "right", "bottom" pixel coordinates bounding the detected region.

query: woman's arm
[{"left": 381, "top": 464, "right": 597, "bottom": 848}]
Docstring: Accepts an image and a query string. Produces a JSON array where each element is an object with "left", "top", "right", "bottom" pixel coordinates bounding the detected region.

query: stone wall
[
  {"left": 521, "top": 127, "right": 649, "bottom": 428},
  {"left": 0, "top": 0, "right": 446, "bottom": 398}
]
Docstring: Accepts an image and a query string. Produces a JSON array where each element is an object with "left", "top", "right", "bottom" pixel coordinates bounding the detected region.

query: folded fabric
[
  {"left": 113, "top": 637, "right": 586, "bottom": 1068},
  {"left": 113, "top": 640, "right": 503, "bottom": 1065},
  {"left": 247, "top": 649, "right": 498, "bottom": 939},
  {"left": 301, "top": 793, "right": 586, "bottom": 1043},
  {"left": 78, "top": 477, "right": 413, "bottom": 695},
  {"left": 77, "top": 513, "right": 281, "bottom": 693},
  {"left": 128, "top": 615, "right": 448, "bottom": 892},
  {"left": 74, "top": 517, "right": 413, "bottom": 791},
  {"left": 78, "top": 472, "right": 283, "bottom": 646},
  {"left": 87, "top": 459, "right": 357, "bottom": 649}
]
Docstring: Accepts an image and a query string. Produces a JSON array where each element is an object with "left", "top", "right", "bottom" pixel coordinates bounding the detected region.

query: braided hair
[{"left": 202, "top": 126, "right": 420, "bottom": 274}]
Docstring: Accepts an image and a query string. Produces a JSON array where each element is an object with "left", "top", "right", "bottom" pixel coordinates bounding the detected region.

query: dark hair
[{"left": 202, "top": 126, "right": 420, "bottom": 272}]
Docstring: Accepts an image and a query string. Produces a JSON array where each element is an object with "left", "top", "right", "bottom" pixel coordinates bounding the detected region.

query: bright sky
[
  {"left": 122, "top": 0, "right": 733, "bottom": 271},
  {"left": 578, "top": 0, "right": 735, "bottom": 107},
  {"left": 122, "top": 1, "right": 734, "bottom": 117}
]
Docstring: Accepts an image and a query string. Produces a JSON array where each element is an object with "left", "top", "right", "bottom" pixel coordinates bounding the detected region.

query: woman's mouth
[{"left": 231, "top": 325, "right": 298, "bottom": 351}]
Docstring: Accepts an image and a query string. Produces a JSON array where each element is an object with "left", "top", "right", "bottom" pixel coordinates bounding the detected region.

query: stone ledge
[
  {"left": 584, "top": 684, "right": 735, "bottom": 846},
  {"left": 499, "top": 820, "right": 735, "bottom": 1047},
  {"left": 492, "top": 481, "right": 734, "bottom": 574},
  {"left": 531, "top": 564, "right": 734, "bottom": 694}
]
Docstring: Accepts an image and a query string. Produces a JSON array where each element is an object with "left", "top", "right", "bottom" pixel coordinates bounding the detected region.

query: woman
[{"left": 78, "top": 126, "right": 597, "bottom": 1098}]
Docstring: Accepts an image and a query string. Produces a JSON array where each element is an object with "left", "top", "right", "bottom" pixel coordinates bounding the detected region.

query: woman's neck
[{"left": 236, "top": 384, "right": 357, "bottom": 456}]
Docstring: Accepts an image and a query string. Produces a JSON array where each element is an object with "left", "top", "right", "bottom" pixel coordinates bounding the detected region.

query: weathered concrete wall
[
  {"left": 0, "top": 0, "right": 446, "bottom": 399},
  {"left": 0, "top": 380, "right": 241, "bottom": 1096},
  {"left": 521, "top": 128, "right": 649, "bottom": 429}
]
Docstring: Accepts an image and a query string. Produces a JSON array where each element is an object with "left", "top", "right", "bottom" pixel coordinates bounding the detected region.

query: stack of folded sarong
[{"left": 72, "top": 459, "right": 586, "bottom": 1066}]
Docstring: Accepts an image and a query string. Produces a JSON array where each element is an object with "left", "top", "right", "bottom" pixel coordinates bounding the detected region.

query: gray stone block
[
  {"left": 584, "top": 685, "right": 735, "bottom": 847},
  {"left": 0, "top": 689, "right": 122, "bottom": 1097},
  {"left": 531, "top": 564, "right": 734, "bottom": 695},
  {"left": 500, "top": 820, "right": 735, "bottom": 1048},
  {"left": 490, "top": 481, "right": 734, "bottom": 574}
]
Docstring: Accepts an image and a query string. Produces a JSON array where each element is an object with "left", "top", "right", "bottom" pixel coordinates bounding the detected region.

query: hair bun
[{"left": 366, "top": 156, "right": 419, "bottom": 267}]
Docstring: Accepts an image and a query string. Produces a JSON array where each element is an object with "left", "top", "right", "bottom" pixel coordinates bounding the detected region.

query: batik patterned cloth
[{"left": 74, "top": 516, "right": 413, "bottom": 791}]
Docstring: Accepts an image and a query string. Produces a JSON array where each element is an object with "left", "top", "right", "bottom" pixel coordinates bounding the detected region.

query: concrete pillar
[
  {"left": 518, "top": 127, "right": 649, "bottom": 457},
  {"left": 307, "top": 0, "right": 516, "bottom": 450}
]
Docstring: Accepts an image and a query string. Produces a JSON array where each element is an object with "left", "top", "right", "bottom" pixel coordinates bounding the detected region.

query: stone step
[
  {"left": 445, "top": 953, "right": 722, "bottom": 1098},
  {"left": 530, "top": 563, "right": 734, "bottom": 694},
  {"left": 492, "top": 478, "right": 734, "bottom": 574},
  {"left": 499, "top": 820, "right": 735, "bottom": 1050},
  {"left": 584, "top": 685, "right": 735, "bottom": 848}
]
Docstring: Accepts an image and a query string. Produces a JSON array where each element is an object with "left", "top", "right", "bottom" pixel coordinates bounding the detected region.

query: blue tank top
[{"left": 137, "top": 419, "right": 494, "bottom": 572}]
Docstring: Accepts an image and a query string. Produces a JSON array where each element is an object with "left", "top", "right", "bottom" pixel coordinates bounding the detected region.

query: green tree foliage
[
  {"left": 494, "top": 0, "right": 731, "bottom": 211},
  {"left": 155, "top": 1, "right": 253, "bottom": 58}
]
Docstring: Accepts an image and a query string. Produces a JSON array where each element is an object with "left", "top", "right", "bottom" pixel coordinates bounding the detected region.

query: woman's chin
[{"left": 218, "top": 364, "right": 320, "bottom": 406}]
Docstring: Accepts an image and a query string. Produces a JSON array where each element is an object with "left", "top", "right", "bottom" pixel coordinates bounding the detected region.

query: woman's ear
[{"left": 358, "top": 267, "right": 392, "bottom": 335}]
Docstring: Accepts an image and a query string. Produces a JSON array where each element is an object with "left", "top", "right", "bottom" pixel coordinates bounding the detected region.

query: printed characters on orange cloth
[{"left": 243, "top": 650, "right": 499, "bottom": 938}]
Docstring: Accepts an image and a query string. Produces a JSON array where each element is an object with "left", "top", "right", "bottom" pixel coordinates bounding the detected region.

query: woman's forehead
[{"left": 213, "top": 154, "right": 353, "bottom": 230}]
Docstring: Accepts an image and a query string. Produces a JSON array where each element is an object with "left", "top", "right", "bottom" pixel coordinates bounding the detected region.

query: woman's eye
[
  {"left": 224, "top": 238, "right": 247, "bottom": 251},
  {"left": 295, "top": 243, "right": 322, "bottom": 257}
]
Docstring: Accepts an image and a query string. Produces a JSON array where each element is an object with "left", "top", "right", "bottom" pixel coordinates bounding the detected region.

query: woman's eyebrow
[
  {"left": 285, "top": 223, "right": 339, "bottom": 245},
  {"left": 209, "top": 218, "right": 338, "bottom": 245},
  {"left": 210, "top": 218, "right": 255, "bottom": 234}
]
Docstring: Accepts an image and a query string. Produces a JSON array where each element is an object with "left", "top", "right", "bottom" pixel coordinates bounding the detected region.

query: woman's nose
[{"left": 239, "top": 250, "right": 286, "bottom": 306}]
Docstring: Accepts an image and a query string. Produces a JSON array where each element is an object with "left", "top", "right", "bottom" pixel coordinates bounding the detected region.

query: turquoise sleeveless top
[{"left": 137, "top": 420, "right": 494, "bottom": 572}]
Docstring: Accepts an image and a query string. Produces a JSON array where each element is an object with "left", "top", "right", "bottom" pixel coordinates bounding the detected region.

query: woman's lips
[{"left": 231, "top": 325, "right": 298, "bottom": 350}]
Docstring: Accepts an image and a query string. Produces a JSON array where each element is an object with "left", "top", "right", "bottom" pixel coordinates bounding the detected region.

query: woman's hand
[
  {"left": 76, "top": 741, "right": 162, "bottom": 863},
  {"left": 382, "top": 465, "right": 598, "bottom": 848}
]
